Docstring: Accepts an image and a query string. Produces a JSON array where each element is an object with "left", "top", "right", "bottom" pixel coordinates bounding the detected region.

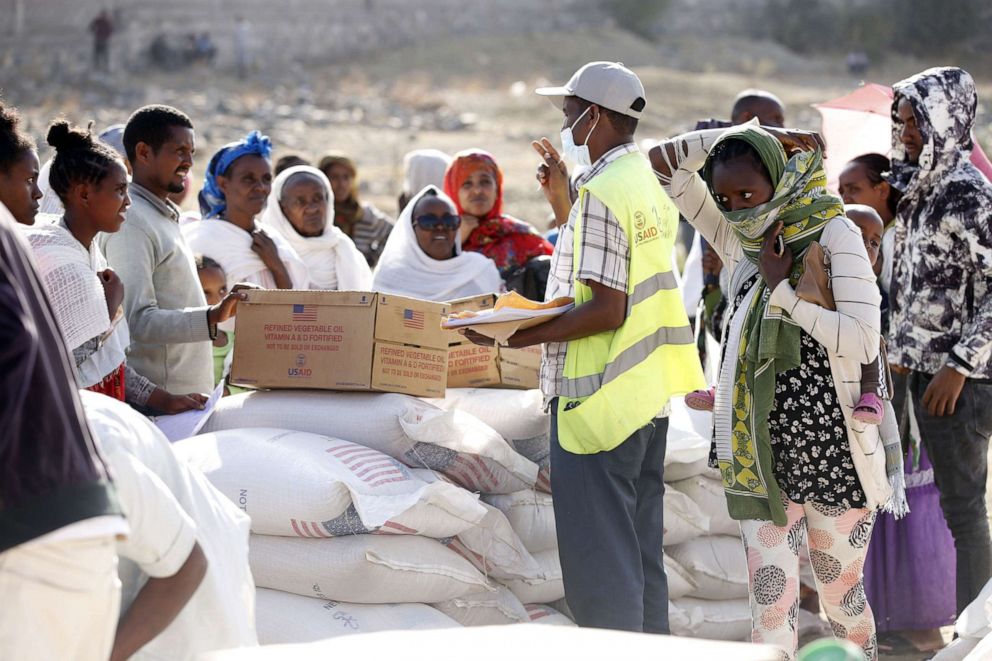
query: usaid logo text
[{"left": 288, "top": 353, "right": 311, "bottom": 378}]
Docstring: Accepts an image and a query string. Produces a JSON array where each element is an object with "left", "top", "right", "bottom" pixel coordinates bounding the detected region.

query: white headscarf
[
  {"left": 259, "top": 166, "right": 372, "bottom": 291},
  {"left": 23, "top": 222, "right": 129, "bottom": 387},
  {"left": 372, "top": 186, "right": 502, "bottom": 302},
  {"left": 402, "top": 149, "right": 452, "bottom": 197}
]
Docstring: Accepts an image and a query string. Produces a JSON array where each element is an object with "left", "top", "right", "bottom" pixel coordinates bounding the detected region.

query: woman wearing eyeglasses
[{"left": 371, "top": 185, "right": 502, "bottom": 301}]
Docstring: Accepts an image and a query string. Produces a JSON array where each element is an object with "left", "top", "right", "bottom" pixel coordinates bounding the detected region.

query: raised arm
[{"left": 649, "top": 128, "right": 743, "bottom": 270}]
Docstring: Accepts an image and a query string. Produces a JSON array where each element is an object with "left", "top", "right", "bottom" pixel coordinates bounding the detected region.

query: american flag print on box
[
  {"left": 403, "top": 308, "right": 424, "bottom": 330},
  {"left": 292, "top": 304, "right": 317, "bottom": 322}
]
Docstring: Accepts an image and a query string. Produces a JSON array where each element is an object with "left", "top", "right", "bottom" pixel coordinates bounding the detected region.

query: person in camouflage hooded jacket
[{"left": 888, "top": 66, "right": 992, "bottom": 615}]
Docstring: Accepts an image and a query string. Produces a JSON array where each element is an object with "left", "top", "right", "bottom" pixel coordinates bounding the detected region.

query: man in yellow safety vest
[{"left": 463, "top": 61, "right": 705, "bottom": 632}]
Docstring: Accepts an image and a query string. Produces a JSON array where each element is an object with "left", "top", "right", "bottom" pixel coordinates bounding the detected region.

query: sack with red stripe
[
  {"left": 250, "top": 534, "right": 490, "bottom": 604},
  {"left": 201, "top": 391, "right": 538, "bottom": 494},
  {"left": 524, "top": 603, "right": 575, "bottom": 626},
  {"left": 175, "top": 428, "right": 486, "bottom": 539},
  {"left": 428, "top": 388, "right": 551, "bottom": 493}
]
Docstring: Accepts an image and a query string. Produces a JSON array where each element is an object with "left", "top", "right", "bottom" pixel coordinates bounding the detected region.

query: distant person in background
[
  {"left": 0, "top": 101, "right": 42, "bottom": 226},
  {"left": 372, "top": 186, "right": 501, "bottom": 301},
  {"left": 887, "top": 66, "right": 992, "bottom": 617},
  {"left": 260, "top": 165, "right": 372, "bottom": 290},
  {"left": 101, "top": 105, "right": 247, "bottom": 396},
  {"left": 443, "top": 148, "right": 553, "bottom": 292},
  {"left": 89, "top": 9, "right": 114, "bottom": 72},
  {"left": 274, "top": 154, "right": 308, "bottom": 176},
  {"left": 0, "top": 203, "right": 125, "bottom": 661},
  {"left": 318, "top": 152, "right": 394, "bottom": 268},
  {"left": 234, "top": 16, "right": 252, "bottom": 79},
  {"left": 185, "top": 130, "right": 309, "bottom": 293},
  {"left": 398, "top": 148, "right": 452, "bottom": 213},
  {"left": 847, "top": 51, "right": 871, "bottom": 78}
]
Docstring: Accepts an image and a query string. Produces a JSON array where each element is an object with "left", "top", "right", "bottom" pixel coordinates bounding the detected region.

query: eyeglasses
[{"left": 414, "top": 214, "right": 461, "bottom": 231}]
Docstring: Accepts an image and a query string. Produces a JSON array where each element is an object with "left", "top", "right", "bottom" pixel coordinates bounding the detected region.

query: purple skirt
[{"left": 864, "top": 445, "right": 957, "bottom": 632}]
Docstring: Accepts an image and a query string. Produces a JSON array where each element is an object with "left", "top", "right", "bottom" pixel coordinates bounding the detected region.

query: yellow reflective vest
[{"left": 557, "top": 151, "right": 706, "bottom": 454}]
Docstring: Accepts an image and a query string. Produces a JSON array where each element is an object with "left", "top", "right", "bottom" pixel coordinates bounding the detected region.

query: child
[
  {"left": 687, "top": 204, "right": 889, "bottom": 425},
  {"left": 845, "top": 204, "right": 889, "bottom": 423},
  {"left": 195, "top": 254, "right": 242, "bottom": 395}
]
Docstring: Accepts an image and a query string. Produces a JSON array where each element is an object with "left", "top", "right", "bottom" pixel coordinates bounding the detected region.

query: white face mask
[{"left": 560, "top": 106, "right": 599, "bottom": 167}]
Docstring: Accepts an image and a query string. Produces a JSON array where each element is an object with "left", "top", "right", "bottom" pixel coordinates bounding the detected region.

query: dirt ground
[{"left": 5, "top": 27, "right": 989, "bottom": 660}]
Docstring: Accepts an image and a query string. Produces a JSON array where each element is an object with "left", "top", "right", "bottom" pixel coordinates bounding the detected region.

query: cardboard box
[
  {"left": 230, "top": 290, "right": 449, "bottom": 397},
  {"left": 444, "top": 293, "right": 541, "bottom": 390},
  {"left": 498, "top": 345, "right": 542, "bottom": 389}
]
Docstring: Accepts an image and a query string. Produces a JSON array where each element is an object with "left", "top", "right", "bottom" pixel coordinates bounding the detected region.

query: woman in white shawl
[
  {"left": 183, "top": 130, "right": 310, "bottom": 294},
  {"left": 372, "top": 186, "right": 501, "bottom": 301},
  {"left": 259, "top": 165, "right": 372, "bottom": 290}
]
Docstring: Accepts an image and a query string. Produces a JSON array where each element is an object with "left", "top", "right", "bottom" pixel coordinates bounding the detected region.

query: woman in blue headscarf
[{"left": 183, "top": 130, "right": 309, "bottom": 295}]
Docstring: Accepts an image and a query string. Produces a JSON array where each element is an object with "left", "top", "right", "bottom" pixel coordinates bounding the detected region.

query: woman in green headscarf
[{"left": 652, "top": 124, "right": 892, "bottom": 661}]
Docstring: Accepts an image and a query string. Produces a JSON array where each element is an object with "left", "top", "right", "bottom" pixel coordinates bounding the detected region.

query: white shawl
[
  {"left": 23, "top": 222, "right": 129, "bottom": 387},
  {"left": 181, "top": 216, "right": 311, "bottom": 291},
  {"left": 371, "top": 186, "right": 502, "bottom": 302},
  {"left": 259, "top": 165, "right": 372, "bottom": 291}
]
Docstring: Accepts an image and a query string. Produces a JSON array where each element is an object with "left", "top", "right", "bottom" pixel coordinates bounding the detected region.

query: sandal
[
  {"left": 685, "top": 388, "right": 716, "bottom": 412},
  {"left": 853, "top": 392, "right": 884, "bottom": 425}
]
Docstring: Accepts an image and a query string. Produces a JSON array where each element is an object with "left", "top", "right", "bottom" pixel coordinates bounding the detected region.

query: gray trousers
[{"left": 550, "top": 400, "right": 669, "bottom": 632}]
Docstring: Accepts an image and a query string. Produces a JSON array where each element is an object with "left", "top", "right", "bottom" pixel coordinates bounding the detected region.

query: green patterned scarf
[{"left": 707, "top": 126, "right": 845, "bottom": 525}]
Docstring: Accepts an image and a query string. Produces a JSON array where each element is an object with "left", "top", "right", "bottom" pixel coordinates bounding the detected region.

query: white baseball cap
[{"left": 536, "top": 61, "right": 646, "bottom": 119}]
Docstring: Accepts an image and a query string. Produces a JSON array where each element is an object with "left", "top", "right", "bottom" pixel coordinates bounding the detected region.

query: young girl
[
  {"left": 25, "top": 120, "right": 206, "bottom": 414},
  {"left": 652, "top": 124, "right": 900, "bottom": 661},
  {"left": 194, "top": 254, "right": 242, "bottom": 395}
]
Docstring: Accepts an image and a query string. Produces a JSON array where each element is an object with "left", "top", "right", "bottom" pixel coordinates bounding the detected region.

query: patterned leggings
[{"left": 740, "top": 499, "right": 877, "bottom": 661}]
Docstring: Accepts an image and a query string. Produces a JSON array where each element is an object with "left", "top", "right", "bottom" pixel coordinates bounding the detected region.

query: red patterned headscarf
[{"left": 443, "top": 149, "right": 503, "bottom": 221}]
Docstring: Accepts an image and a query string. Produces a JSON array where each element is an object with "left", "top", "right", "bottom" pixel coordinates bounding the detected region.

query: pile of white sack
[
  {"left": 662, "top": 401, "right": 751, "bottom": 642},
  {"left": 433, "top": 389, "right": 751, "bottom": 642},
  {"left": 932, "top": 578, "right": 992, "bottom": 660},
  {"left": 176, "top": 389, "right": 574, "bottom": 645}
]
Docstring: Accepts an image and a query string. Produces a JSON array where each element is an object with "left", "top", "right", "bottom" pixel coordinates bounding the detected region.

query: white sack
[
  {"left": 670, "top": 597, "right": 751, "bottom": 641},
  {"left": 427, "top": 388, "right": 552, "bottom": 492},
  {"left": 413, "top": 469, "right": 542, "bottom": 580},
  {"left": 665, "top": 555, "right": 698, "bottom": 600},
  {"left": 673, "top": 474, "right": 739, "bottom": 537},
  {"left": 484, "top": 490, "right": 557, "bottom": 554},
  {"left": 254, "top": 588, "right": 459, "bottom": 645},
  {"left": 175, "top": 428, "right": 485, "bottom": 538},
  {"left": 201, "top": 391, "right": 537, "bottom": 493},
  {"left": 524, "top": 604, "right": 576, "bottom": 626},
  {"left": 668, "top": 535, "right": 749, "bottom": 600},
  {"left": 957, "top": 577, "right": 992, "bottom": 640},
  {"left": 663, "top": 486, "right": 710, "bottom": 546},
  {"left": 249, "top": 534, "right": 490, "bottom": 604},
  {"left": 932, "top": 637, "right": 980, "bottom": 661},
  {"left": 432, "top": 586, "right": 529, "bottom": 626},
  {"left": 498, "top": 549, "right": 565, "bottom": 605}
]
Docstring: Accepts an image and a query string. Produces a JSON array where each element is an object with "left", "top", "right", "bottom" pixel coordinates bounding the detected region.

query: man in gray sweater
[{"left": 102, "top": 105, "right": 246, "bottom": 396}]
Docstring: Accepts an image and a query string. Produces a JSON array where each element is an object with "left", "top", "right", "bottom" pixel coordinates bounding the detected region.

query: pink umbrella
[{"left": 814, "top": 82, "right": 992, "bottom": 192}]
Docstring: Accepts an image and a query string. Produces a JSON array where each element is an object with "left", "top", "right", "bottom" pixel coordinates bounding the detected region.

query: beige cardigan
[{"left": 654, "top": 128, "right": 891, "bottom": 510}]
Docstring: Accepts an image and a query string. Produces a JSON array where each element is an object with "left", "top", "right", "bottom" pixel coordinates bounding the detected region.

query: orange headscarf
[{"left": 443, "top": 149, "right": 503, "bottom": 221}]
